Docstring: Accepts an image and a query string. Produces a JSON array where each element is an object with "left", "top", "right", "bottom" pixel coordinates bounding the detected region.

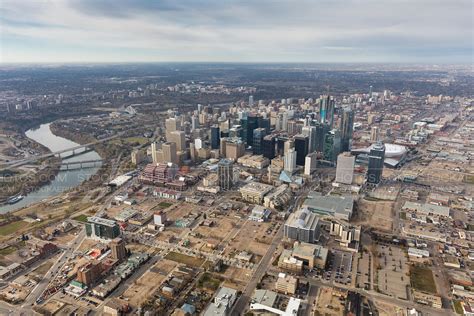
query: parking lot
[
  {"left": 375, "top": 245, "right": 409, "bottom": 300},
  {"left": 324, "top": 250, "right": 353, "bottom": 285}
]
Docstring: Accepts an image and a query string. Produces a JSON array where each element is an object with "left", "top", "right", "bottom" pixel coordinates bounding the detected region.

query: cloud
[{"left": 0, "top": 0, "right": 472, "bottom": 63}]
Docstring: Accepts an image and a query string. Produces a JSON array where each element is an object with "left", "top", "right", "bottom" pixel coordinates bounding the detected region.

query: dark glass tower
[
  {"left": 294, "top": 134, "right": 309, "bottom": 166},
  {"left": 252, "top": 128, "right": 267, "bottom": 155},
  {"left": 367, "top": 142, "right": 385, "bottom": 185},
  {"left": 262, "top": 135, "right": 276, "bottom": 159},
  {"left": 340, "top": 108, "right": 354, "bottom": 152},
  {"left": 211, "top": 125, "right": 220, "bottom": 150}
]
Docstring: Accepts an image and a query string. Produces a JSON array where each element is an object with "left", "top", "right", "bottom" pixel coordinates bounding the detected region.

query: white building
[
  {"left": 335, "top": 152, "right": 355, "bottom": 184},
  {"left": 304, "top": 152, "right": 318, "bottom": 176},
  {"left": 284, "top": 148, "right": 297, "bottom": 173}
]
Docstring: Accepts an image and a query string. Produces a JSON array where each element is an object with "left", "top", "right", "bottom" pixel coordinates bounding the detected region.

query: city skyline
[{"left": 1, "top": 0, "right": 472, "bottom": 64}]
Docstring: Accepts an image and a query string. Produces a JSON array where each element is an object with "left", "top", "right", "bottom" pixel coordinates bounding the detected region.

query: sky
[{"left": 0, "top": 0, "right": 473, "bottom": 64}]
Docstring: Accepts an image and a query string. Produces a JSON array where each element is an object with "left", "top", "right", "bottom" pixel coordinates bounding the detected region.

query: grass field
[
  {"left": 198, "top": 272, "right": 222, "bottom": 290},
  {"left": 158, "top": 202, "right": 173, "bottom": 209},
  {"left": 410, "top": 265, "right": 437, "bottom": 294},
  {"left": 165, "top": 251, "right": 205, "bottom": 267},
  {"left": 73, "top": 214, "right": 88, "bottom": 223},
  {"left": 399, "top": 212, "right": 407, "bottom": 220},
  {"left": 0, "top": 220, "right": 28, "bottom": 236}
]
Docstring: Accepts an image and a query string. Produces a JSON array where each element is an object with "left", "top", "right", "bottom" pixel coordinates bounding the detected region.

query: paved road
[
  {"left": 303, "top": 277, "right": 455, "bottom": 316},
  {"left": 230, "top": 224, "right": 284, "bottom": 315}
]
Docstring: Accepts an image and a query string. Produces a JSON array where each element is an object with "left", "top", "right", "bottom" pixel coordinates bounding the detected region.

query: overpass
[{"left": 0, "top": 134, "right": 120, "bottom": 170}]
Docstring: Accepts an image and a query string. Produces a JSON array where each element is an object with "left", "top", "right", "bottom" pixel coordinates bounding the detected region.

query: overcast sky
[{"left": 1, "top": 0, "right": 472, "bottom": 63}]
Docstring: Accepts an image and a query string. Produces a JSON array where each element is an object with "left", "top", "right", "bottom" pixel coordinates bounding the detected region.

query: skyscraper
[
  {"left": 370, "top": 126, "right": 380, "bottom": 143},
  {"left": 151, "top": 142, "right": 159, "bottom": 164},
  {"left": 252, "top": 128, "right": 267, "bottom": 155},
  {"left": 323, "top": 129, "right": 341, "bottom": 163},
  {"left": 340, "top": 107, "right": 354, "bottom": 152},
  {"left": 211, "top": 125, "right": 220, "bottom": 150},
  {"left": 249, "top": 95, "right": 254, "bottom": 106},
  {"left": 335, "top": 152, "right": 355, "bottom": 184},
  {"left": 304, "top": 152, "right": 318, "bottom": 176},
  {"left": 367, "top": 142, "right": 385, "bottom": 185},
  {"left": 165, "top": 117, "right": 181, "bottom": 141},
  {"left": 319, "top": 95, "right": 335, "bottom": 127},
  {"left": 162, "top": 142, "right": 178, "bottom": 165},
  {"left": 284, "top": 148, "right": 297, "bottom": 173},
  {"left": 302, "top": 125, "right": 318, "bottom": 153},
  {"left": 218, "top": 159, "right": 233, "bottom": 190},
  {"left": 262, "top": 135, "right": 276, "bottom": 160},
  {"left": 294, "top": 134, "right": 309, "bottom": 166},
  {"left": 169, "top": 130, "right": 186, "bottom": 152}
]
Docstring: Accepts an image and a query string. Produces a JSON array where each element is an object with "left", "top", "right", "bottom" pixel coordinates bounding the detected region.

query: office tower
[
  {"left": 258, "top": 117, "right": 271, "bottom": 132},
  {"left": 220, "top": 138, "right": 227, "bottom": 157},
  {"left": 162, "top": 142, "right": 178, "bottom": 164},
  {"left": 165, "top": 117, "right": 181, "bottom": 141},
  {"left": 284, "top": 148, "right": 297, "bottom": 173},
  {"left": 284, "top": 139, "right": 294, "bottom": 153},
  {"left": 369, "top": 85, "right": 373, "bottom": 98},
  {"left": 131, "top": 149, "right": 145, "bottom": 165},
  {"left": 335, "top": 152, "right": 355, "bottom": 184},
  {"left": 367, "top": 142, "right": 385, "bottom": 185},
  {"left": 249, "top": 95, "right": 254, "bottom": 106},
  {"left": 323, "top": 129, "right": 341, "bottom": 163},
  {"left": 340, "top": 108, "right": 354, "bottom": 152},
  {"left": 302, "top": 125, "right": 317, "bottom": 153},
  {"left": 218, "top": 159, "right": 233, "bottom": 190},
  {"left": 191, "top": 115, "right": 199, "bottom": 131},
  {"left": 229, "top": 125, "right": 242, "bottom": 138},
  {"left": 315, "top": 122, "right": 330, "bottom": 152},
  {"left": 319, "top": 95, "right": 335, "bottom": 127},
  {"left": 294, "top": 134, "right": 309, "bottom": 166},
  {"left": 282, "top": 112, "right": 289, "bottom": 131},
  {"left": 194, "top": 138, "right": 203, "bottom": 150},
  {"left": 197, "top": 103, "right": 203, "bottom": 113},
  {"left": 262, "top": 135, "right": 276, "bottom": 159},
  {"left": 370, "top": 126, "right": 379, "bottom": 143},
  {"left": 169, "top": 130, "right": 186, "bottom": 151},
  {"left": 304, "top": 152, "right": 318, "bottom": 176},
  {"left": 246, "top": 115, "right": 259, "bottom": 146},
  {"left": 151, "top": 142, "right": 159, "bottom": 164},
  {"left": 110, "top": 238, "right": 127, "bottom": 262},
  {"left": 211, "top": 125, "right": 220, "bottom": 150},
  {"left": 85, "top": 217, "right": 121, "bottom": 240},
  {"left": 225, "top": 140, "right": 245, "bottom": 160},
  {"left": 252, "top": 128, "right": 267, "bottom": 155}
]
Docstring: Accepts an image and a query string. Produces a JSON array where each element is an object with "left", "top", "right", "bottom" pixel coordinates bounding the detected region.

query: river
[{"left": 0, "top": 123, "right": 102, "bottom": 213}]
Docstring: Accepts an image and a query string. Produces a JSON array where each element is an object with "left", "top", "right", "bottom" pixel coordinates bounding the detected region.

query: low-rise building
[
  {"left": 248, "top": 205, "right": 271, "bottom": 222},
  {"left": 249, "top": 289, "right": 301, "bottom": 316},
  {"left": 302, "top": 192, "right": 353, "bottom": 221},
  {"left": 203, "top": 286, "right": 238, "bottom": 316},
  {"left": 275, "top": 273, "right": 298, "bottom": 295},
  {"left": 240, "top": 181, "right": 274, "bottom": 204}
]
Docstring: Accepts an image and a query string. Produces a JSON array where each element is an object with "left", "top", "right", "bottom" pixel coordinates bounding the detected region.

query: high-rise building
[
  {"left": 165, "top": 117, "right": 181, "bottom": 141},
  {"left": 225, "top": 138, "right": 245, "bottom": 160},
  {"left": 314, "top": 122, "right": 330, "bottom": 152},
  {"left": 367, "top": 142, "right": 385, "bottom": 185},
  {"left": 162, "top": 142, "right": 178, "bottom": 164},
  {"left": 284, "top": 148, "right": 297, "bottom": 173},
  {"left": 211, "top": 125, "right": 220, "bottom": 150},
  {"left": 110, "top": 238, "right": 127, "bottom": 262},
  {"left": 218, "top": 159, "right": 233, "bottom": 190},
  {"left": 304, "top": 152, "right": 318, "bottom": 176},
  {"left": 131, "top": 149, "right": 145, "bottom": 165},
  {"left": 151, "top": 142, "right": 159, "bottom": 164},
  {"left": 302, "top": 125, "right": 317, "bottom": 153},
  {"left": 370, "top": 126, "right": 380, "bottom": 143},
  {"left": 249, "top": 95, "right": 254, "bottom": 106},
  {"left": 252, "top": 128, "right": 267, "bottom": 155},
  {"left": 294, "top": 134, "right": 309, "bottom": 166},
  {"left": 340, "top": 108, "right": 354, "bottom": 152},
  {"left": 169, "top": 131, "right": 186, "bottom": 152},
  {"left": 335, "top": 152, "right": 355, "bottom": 184},
  {"left": 262, "top": 135, "right": 276, "bottom": 159},
  {"left": 319, "top": 95, "right": 335, "bottom": 127},
  {"left": 323, "top": 129, "right": 341, "bottom": 163},
  {"left": 191, "top": 115, "right": 199, "bottom": 131},
  {"left": 86, "top": 217, "right": 121, "bottom": 240}
]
